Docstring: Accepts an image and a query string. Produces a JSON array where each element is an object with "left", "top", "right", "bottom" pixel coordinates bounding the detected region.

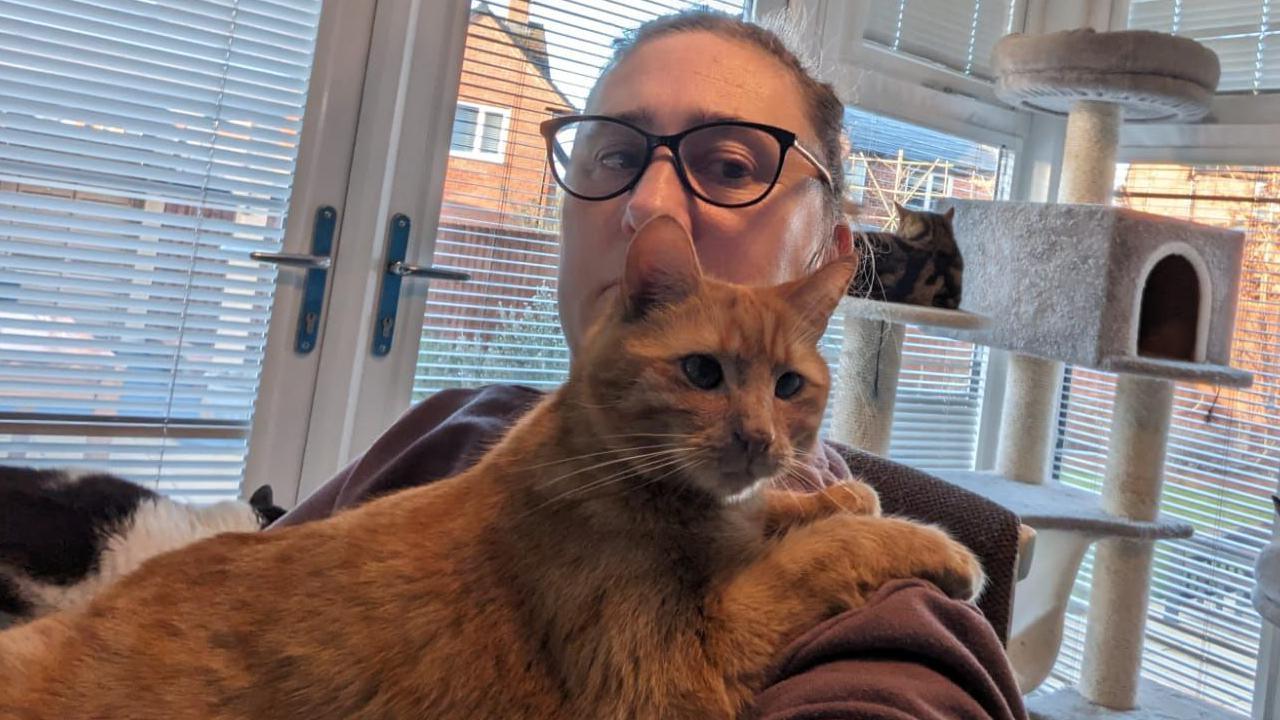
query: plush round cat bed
[{"left": 992, "top": 29, "right": 1220, "bottom": 121}]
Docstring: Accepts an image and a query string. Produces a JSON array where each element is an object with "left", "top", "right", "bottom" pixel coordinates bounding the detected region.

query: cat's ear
[
  {"left": 943, "top": 206, "right": 956, "bottom": 222},
  {"left": 249, "top": 484, "right": 274, "bottom": 509},
  {"left": 893, "top": 202, "right": 908, "bottom": 217},
  {"left": 1273, "top": 494, "right": 1279, "bottom": 516},
  {"left": 779, "top": 253, "right": 859, "bottom": 339},
  {"left": 622, "top": 216, "right": 702, "bottom": 320}
]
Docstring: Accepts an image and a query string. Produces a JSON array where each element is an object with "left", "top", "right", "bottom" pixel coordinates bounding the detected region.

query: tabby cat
[
  {"left": 0, "top": 217, "right": 983, "bottom": 720},
  {"left": 850, "top": 203, "right": 964, "bottom": 309},
  {"left": 0, "top": 466, "right": 283, "bottom": 628}
]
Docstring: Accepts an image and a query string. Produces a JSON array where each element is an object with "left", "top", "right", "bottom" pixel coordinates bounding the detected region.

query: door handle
[
  {"left": 371, "top": 213, "right": 469, "bottom": 357},
  {"left": 386, "top": 261, "right": 469, "bottom": 281},
  {"left": 249, "top": 252, "right": 332, "bottom": 270},
  {"left": 253, "top": 205, "right": 337, "bottom": 354}
]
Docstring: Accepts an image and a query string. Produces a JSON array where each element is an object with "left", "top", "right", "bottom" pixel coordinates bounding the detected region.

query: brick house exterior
[{"left": 440, "top": 1, "right": 574, "bottom": 228}]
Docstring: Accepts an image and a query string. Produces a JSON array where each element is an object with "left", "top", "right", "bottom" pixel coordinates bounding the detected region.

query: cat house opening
[{"left": 1137, "top": 253, "right": 1203, "bottom": 361}]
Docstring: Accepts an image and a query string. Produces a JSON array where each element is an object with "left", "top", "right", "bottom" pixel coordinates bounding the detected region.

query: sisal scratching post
[
  {"left": 1057, "top": 100, "right": 1119, "bottom": 203},
  {"left": 831, "top": 299, "right": 987, "bottom": 457},
  {"left": 832, "top": 317, "right": 904, "bottom": 457},
  {"left": 1080, "top": 375, "right": 1174, "bottom": 708},
  {"left": 995, "top": 354, "right": 1061, "bottom": 485}
]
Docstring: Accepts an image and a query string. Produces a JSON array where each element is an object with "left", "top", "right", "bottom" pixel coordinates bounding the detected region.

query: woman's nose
[{"left": 621, "top": 149, "right": 692, "bottom": 237}]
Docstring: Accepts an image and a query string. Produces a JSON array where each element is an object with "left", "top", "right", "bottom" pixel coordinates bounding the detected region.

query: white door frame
[
  {"left": 292, "top": 0, "right": 472, "bottom": 502},
  {"left": 242, "top": 0, "right": 378, "bottom": 507}
]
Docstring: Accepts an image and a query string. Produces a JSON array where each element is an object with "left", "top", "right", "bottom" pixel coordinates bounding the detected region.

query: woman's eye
[
  {"left": 681, "top": 354, "right": 723, "bottom": 390},
  {"left": 710, "top": 159, "right": 752, "bottom": 180},
  {"left": 775, "top": 371, "right": 804, "bottom": 399},
  {"left": 689, "top": 146, "right": 758, "bottom": 184}
]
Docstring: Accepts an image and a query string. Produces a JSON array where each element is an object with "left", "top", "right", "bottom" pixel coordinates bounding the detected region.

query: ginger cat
[{"left": 0, "top": 217, "right": 983, "bottom": 720}]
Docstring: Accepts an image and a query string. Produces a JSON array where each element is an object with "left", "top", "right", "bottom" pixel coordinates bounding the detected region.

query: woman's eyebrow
[
  {"left": 609, "top": 109, "right": 746, "bottom": 130},
  {"left": 687, "top": 110, "right": 745, "bottom": 125}
]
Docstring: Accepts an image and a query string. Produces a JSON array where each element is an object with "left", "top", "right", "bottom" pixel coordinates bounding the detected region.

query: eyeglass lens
[{"left": 549, "top": 119, "right": 785, "bottom": 207}]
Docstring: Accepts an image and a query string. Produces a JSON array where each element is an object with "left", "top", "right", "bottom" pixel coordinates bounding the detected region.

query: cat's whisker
[
  {"left": 601, "top": 432, "right": 696, "bottom": 441},
  {"left": 536, "top": 447, "right": 694, "bottom": 489},
  {"left": 530, "top": 452, "right": 696, "bottom": 512},
  {"left": 570, "top": 400, "right": 624, "bottom": 410},
  {"left": 625, "top": 455, "right": 707, "bottom": 497},
  {"left": 522, "top": 443, "right": 686, "bottom": 472},
  {"left": 560, "top": 447, "right": 712, "bottom": 505}
]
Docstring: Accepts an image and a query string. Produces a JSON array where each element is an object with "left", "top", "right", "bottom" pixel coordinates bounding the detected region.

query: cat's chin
[{"left": 692, "top": 470, "right": 772, "bottom": 505}]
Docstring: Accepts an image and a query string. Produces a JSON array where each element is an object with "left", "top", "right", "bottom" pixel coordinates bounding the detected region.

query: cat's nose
[{"left": 733, "top": 428, "right": 774, "bottom": 463}]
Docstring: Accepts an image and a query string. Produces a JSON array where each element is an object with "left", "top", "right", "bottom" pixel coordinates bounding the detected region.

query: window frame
[{"left": 448, "top": 102, "right": 512, "bottom": 164}]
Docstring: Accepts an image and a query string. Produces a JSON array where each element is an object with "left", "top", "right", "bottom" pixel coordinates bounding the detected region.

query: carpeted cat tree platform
[{"left": 833, "top": 27, "right": 1252, "bottom": 719}]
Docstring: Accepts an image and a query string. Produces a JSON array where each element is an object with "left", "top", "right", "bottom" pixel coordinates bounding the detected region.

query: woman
[{"left": 278, "top": 11, "right": 1026, "bottom": 719}]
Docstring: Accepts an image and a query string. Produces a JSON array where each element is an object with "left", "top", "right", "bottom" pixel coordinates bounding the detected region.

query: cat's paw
[
  {"left": 823, "top": 480, "right": 880, "bottom": 517},
  {"left": 909, "top": 525, "right": 986, "bottom": 603},
  {"left": 759, "top": 481, "right": 880, "bottom": 537}
]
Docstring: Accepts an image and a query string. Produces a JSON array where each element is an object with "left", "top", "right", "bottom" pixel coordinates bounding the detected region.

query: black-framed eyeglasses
[{"left": 539, "top": 114, "right": 834, "bottom": 209}]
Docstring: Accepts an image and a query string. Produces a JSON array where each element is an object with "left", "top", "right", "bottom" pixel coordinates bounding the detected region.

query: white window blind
[
  {"left": 863, "top": 0, "right": 1025, "bottom": 79},
  {"left": 1044, "top": 164, "right": 1280, "bottom": 716},
  {"left": 413, "top": 0, "right": 747, "bottom": 399},
  {"left": 0, "top": 0, "right": 323, "bottom": 502},
  {"left": 1128, "top": 0, "right": 1280, "bottom": 93},
  {"left": 824, "top": 106, "right": 1010, "bottom": 470}
]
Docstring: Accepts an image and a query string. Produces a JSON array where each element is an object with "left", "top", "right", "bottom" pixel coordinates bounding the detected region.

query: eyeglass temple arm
[
  {"left": 792, "top": 142, "right": 834, "bottom": 190},
  {"left": 551, "top": 141, "right": 570, "bottom": 168}
]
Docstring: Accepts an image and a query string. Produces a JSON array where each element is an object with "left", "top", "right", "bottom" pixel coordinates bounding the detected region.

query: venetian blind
[
  {"left": 1044, "top": 164, "right": 1280, "bottom": 716},
  {"left": 0, "top": 0, "right": 323, "bottom": 501},
  {"left": 1128, "top": 0, "right": 1280, "bottom": 93},
  {"left": 828, "top": 106, "right": 1009, "bottom": 470},
  {"left": 863, "top": 0, "right": 1026, "bottom": 79},
  {"left": 412, "top": 0, "right": 748, "bottom": 398}
]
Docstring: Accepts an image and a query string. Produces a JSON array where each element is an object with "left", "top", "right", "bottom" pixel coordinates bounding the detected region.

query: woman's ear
[{"left": 832, "top": 221, "right": 854, "bottom": 259}]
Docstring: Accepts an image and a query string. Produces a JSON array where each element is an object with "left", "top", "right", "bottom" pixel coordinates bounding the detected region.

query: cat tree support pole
[
  {"left": 1081, "top": 374, "right": 1174, "bottom": 708},
  {"left": 832, "top": 317, "right": 904, "bottom": 457},
  {"left": 1044, "top": 98, "right": 1161, "bottom": 712},
  {"left": 833, "top": 302, "right": 984, "bottom": 457}
]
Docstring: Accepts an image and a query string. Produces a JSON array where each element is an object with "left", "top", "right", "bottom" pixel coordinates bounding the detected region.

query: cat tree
[{"left": 834, "top": 28, "right": 1252, "bottom": 718}]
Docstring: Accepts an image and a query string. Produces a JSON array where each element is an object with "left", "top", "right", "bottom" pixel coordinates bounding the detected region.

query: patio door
[{"left": 0, "top": 0, "right": 374, "bottom": 507}]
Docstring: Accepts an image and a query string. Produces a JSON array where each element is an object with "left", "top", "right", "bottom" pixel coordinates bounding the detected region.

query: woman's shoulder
[{"left": 273, "top": 384, "right": 545, "bottom": 528}]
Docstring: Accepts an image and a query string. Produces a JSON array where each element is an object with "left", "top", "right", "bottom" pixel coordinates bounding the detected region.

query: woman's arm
[{"left": 272, "top": 385, "right": 544, "bottom": 527}]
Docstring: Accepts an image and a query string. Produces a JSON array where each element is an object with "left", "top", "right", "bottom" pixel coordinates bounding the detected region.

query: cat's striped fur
[{"left": 850, "top": 203, "right": 964, "bottom": 309}]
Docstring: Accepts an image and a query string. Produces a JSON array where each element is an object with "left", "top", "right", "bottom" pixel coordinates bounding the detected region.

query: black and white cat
[
  {"left": 849, "top": 203, "right": 964, "bottom": 309},
  {"left": 0, "top": 466, "right": 284, "bottom": 627}
]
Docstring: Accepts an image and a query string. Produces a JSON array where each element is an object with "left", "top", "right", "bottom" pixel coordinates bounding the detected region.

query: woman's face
[{"left": 557, "top": 31, "right": 849, "bottom": 353}]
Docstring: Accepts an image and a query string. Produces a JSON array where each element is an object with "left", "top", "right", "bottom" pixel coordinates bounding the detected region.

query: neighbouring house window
[{"left": 450, "top": 103, "right": 510, "bottom": 162}]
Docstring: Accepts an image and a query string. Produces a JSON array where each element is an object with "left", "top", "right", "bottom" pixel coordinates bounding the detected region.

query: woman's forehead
[{"left": 589, "top": 32, "right": 815, "bottom": 138}]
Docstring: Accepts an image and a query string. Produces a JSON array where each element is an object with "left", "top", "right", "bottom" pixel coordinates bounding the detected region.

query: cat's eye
[
  {"left": 681, "top": 354, "right": 723, "bottom": 390},
  {"left": 775, "top": 371, "right": 804, "bottom": 399}
]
